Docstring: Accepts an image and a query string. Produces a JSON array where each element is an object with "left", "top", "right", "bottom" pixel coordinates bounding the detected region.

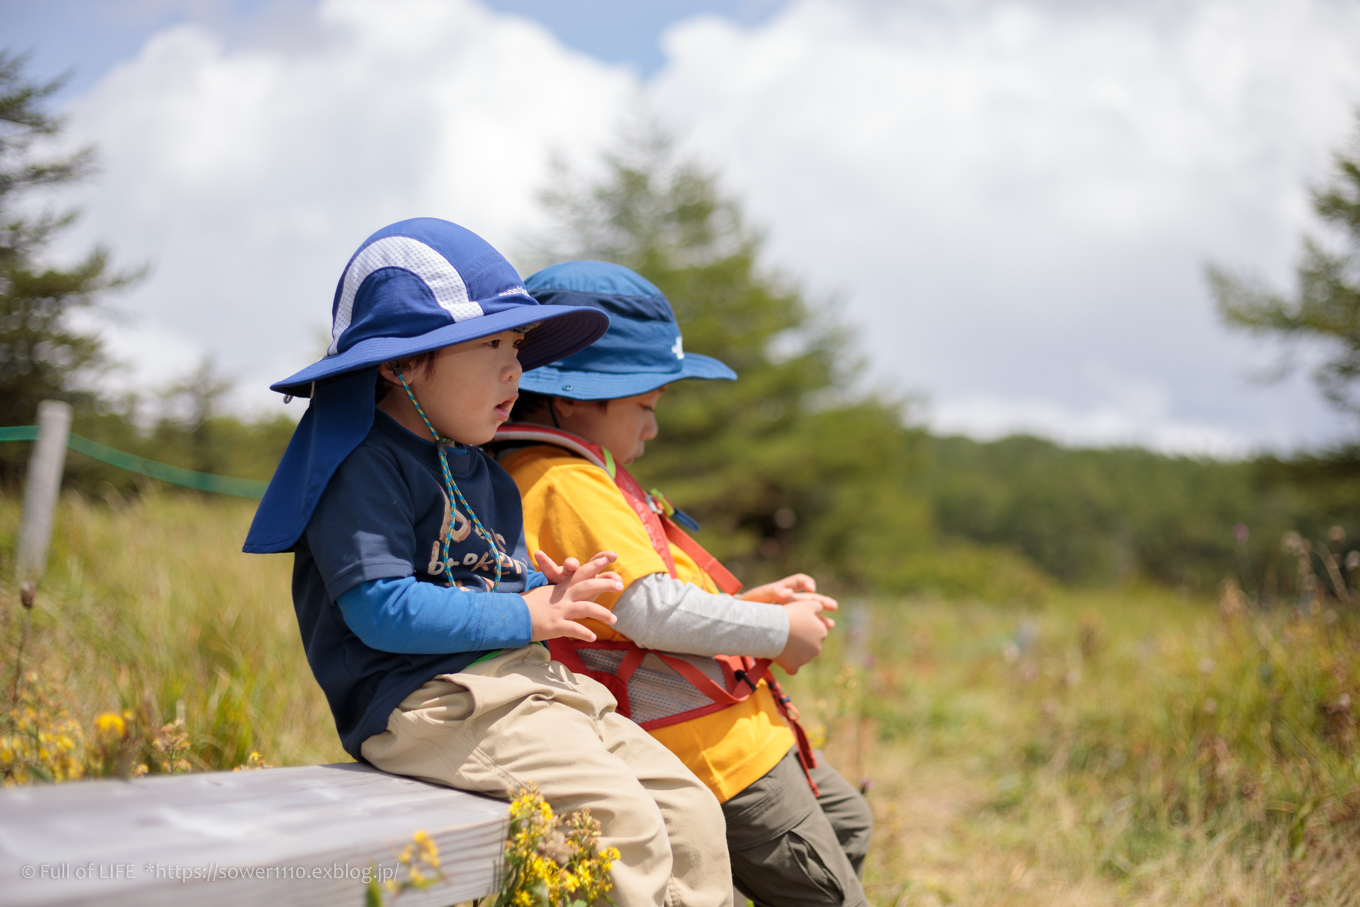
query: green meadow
[
  {"left": 3, "top": 491, "right": 1357, "bottom": 905},
  {"left": 0, "top": 492, "right": 344, "bottom": 772},
  {"left": 788, "top": 591, "right": 1360, "bottom": 906}
]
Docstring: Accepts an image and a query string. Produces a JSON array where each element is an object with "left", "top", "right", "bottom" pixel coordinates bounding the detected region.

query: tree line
[{"left": 3, "top": 53, "right": 1358, "bottom": 601}]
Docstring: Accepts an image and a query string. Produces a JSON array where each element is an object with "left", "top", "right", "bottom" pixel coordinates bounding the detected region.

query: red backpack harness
[{"left": 495, "top": 424, "right": 818, "bottom": 791}]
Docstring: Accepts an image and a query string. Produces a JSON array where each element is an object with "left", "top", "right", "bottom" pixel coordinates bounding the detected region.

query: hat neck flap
[{"left": 243, "top": 366, "right": 378, "bottom": 553}]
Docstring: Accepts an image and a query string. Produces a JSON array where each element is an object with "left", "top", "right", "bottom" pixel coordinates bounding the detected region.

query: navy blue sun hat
[
  {"left": 272, "top": 219, "right": 608, "bottom": 396},
  {"left": 519, "top": 260, "right": 735, "bottom": 399},
  {"left": 244, "top": 219, "right": 609, "bottom": 554}
]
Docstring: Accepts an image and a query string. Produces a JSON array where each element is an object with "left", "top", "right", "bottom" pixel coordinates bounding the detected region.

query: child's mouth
[{"left": 493, "top": 396, "right": 517, "bottom": 421}]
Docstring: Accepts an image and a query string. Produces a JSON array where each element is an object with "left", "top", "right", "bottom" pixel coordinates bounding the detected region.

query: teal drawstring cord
[{"left": 393, "top": 365, "right": 505, "bottom": 592}]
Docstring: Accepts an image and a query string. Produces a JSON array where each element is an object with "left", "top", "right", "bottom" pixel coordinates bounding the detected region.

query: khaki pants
[
  {"left": 361, "top": 646, "right": 733, "bottom": 907},
  {"left": 724, "top": 749, "right": 873, "bottom": 907}
]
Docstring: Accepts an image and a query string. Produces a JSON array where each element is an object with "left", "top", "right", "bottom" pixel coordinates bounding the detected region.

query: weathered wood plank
[{"left": 0, "top": 763, "right": 508, "bottom": 907}]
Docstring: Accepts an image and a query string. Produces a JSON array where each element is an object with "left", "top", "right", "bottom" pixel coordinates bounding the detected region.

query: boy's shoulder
[
  {"left": 327, "top": 418, "right": 420, "bottom": 489},
  {"left": 333, "top": 415, "right": 514, "bottom": 502},
  {"left": 501, "top": 444, "right": 644, "bottom": 537},
  {"left": 500, "top": 444, "right": 639, "bottom": 520},
  {"left": 319, "top": 414, "right": 490, "bottom": 518},
  {"left": 499, "top": 443, "right": 605, "bottom": 487}
]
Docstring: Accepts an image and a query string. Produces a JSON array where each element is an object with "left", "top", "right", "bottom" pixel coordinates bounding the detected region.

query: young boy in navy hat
[
  {"left": 245, "top": 221, "right": 733, "bottom": 906},
  {"left": 496, "top": 261, "right": 873, "bottom": 907}
]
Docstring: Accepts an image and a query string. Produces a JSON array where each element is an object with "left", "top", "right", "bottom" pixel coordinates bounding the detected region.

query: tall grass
[
  {"left": 4, "top": 491, "right": 1358, "bottom": 903},
  {"left": 786, "top": 589, "right": 1360, "bottom": 905},
  {"left": 0, "top": 490, "right": 344, "bottom": 771}
]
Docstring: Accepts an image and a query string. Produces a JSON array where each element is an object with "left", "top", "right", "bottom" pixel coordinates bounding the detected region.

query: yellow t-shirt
[{"left": 502, "top": 444, "right": 794, "bottom": 802}]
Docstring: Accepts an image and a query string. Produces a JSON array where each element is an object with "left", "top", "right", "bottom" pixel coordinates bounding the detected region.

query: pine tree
[
  {"left": 1210, "top": 112, "right": 1360, "bottom": 502},
  {"left": 1210, "top": 114, "right": 1360, "bottom": 428},
  {"left": 530, "top": 125, "right": 932, "bottom": 589},
  {"left": 0, "top": 51, "right": 136, "bottom": 440}
]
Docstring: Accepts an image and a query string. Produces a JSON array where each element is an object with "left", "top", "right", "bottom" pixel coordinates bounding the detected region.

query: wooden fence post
[{"left": 16, "top": 400, "right": 73, "bottom": 586}]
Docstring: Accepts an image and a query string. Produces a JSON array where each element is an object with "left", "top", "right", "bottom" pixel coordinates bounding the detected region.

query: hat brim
[
  {"left": 518, "top": 352, "right": 736, "bottom": 400},
  {"left": 271, "top": 305, "right": 609, "bottom": 397}
]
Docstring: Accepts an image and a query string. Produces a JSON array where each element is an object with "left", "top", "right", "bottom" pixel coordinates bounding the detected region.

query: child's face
[
  {"left": 380, "top": 330, "right": 524, "bottom": 446},
  {"left": 558, "top": 388, "right": 665, "bottom": 465}
]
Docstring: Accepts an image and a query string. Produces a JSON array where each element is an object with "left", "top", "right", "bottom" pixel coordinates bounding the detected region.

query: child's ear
[
  {"left": 553, "top": 397, "right": 606, "bottom": 419},
  {"left": 378, "top": 361, "right": 403, "bottom": 385}
]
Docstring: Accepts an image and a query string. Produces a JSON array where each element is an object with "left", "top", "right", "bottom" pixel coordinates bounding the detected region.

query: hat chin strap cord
[{"left": 393, "top": 364, "right": 505, "bottom": 592}]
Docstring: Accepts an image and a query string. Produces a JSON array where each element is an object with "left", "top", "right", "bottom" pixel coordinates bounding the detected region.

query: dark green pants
[{"left": 722, "top": 748, "right": 872, "bottom": 907}]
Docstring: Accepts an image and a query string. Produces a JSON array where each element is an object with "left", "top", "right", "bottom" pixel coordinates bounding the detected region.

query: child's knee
[
  {"left": 563, "top": 779, "right": 671, "bottom": 844},
  {"left": 812, "top": 763, "right": 874, "bottom": 871},
  {"left": 671, "top": 772, "right": 727, "bottom": 841},
  {"left": 835, "top": 790, "right": 874, "bottom": 869},
  {"left": 656, "top": 781, "right": 732, "bottom": 907}
]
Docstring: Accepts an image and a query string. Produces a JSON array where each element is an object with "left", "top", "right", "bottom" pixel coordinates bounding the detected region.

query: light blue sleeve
[
  {"left": 337, "top": 576, "right": 533, "bottom": 654},
  {"left": 525, "top": 570, "right": 549, "bottom": 591}
]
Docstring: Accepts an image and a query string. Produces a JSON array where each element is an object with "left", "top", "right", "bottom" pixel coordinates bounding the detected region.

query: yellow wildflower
[
  {"left": 370, "top": 829, "right": 447, "bottom": 905},
  {"left": 495, "top": 785, "right": 617, "bottom": 906},
  {"left": 94, "top": 712, "right": 126, "bottom": 738}
]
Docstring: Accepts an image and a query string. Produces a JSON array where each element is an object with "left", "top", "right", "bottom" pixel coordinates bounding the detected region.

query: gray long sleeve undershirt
[{"left": 609, "top": 573, "right": 790, "bottom": 659}]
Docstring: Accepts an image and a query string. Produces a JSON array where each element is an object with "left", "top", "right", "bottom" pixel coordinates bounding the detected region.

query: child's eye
[
  {"left": 513, "top": 337, "right": 526, "bottom": 349},
  {"left": 487, "top": 339, "right": 501, "bottom": 349}
]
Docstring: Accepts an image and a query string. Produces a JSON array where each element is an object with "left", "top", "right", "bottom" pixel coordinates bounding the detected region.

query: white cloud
[
  {"left": 55, "top": 0, "right": 1360, "bottom": 453},
  {"left": 650, "top": 0, "right": 1360, "bottom": 452},
  {"left": 61, "top": 0, "right": 637, "bottom": 411},
  {"left": 91, "top": 318, "right": 206, "bottom": 398}
]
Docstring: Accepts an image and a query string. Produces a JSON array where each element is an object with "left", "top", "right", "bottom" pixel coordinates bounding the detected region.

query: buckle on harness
[{"left": 647, "top": 488, "right": 672, "bottom": 516}]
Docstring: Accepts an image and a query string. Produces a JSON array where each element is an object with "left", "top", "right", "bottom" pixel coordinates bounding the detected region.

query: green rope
[
  {"left": 0, "top": 426, "right": 39, "bottom": 442},
  {"left": 1, "top": 426, "right": 268, "bottom": 499}
]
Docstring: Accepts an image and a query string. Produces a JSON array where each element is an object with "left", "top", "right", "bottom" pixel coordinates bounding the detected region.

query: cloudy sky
[{"left": 5, "top": 0, "right": 1360, "bottom": 455}]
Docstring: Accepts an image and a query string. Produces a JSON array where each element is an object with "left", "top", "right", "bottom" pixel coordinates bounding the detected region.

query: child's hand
[
  {"left": 740, "top": 573, "right": 815, "bottom": 602},
  {"left": 743, "top": 573, "right": 839, "bottom": 626},
  {"left": 774, "top": 597, "right": 834, "bottom": 675},
  {"left": 741, "top": 574, "right": 839, "bottom": 614},
  {"left": 522, "top": 551, "right": 624, "bottom": 642}
]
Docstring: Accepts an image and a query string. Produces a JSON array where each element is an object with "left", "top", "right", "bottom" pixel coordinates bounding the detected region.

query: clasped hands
[
  {"left": 524, "top": 556, "right": 837, "bottom": 677},
  {"left": 741, "top": 573, "right": 837, "bottom": 675}
]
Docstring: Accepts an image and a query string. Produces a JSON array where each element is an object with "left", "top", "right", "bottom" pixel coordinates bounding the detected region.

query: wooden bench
[{"left": 0, "top": 763, "right": 508, "bottom": 907}]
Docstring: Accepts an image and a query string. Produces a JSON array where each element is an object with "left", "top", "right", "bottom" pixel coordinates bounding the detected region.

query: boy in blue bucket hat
[
  {"left": 496, "top": 261, "right": 873, "bottom": 907},
  {"left": 244, "top": 221, "right": 734, "bottom": 906}
]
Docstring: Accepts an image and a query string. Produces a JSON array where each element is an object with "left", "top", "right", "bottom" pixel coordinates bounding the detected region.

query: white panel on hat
[{"left": 328, "top": 236, "right": 483, "bottom": 355}]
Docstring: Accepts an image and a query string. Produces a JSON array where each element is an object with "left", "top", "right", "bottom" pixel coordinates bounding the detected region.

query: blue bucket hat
[
  {"left": 244, "top": 219, "right": 609, "bottom": 554},
  {"left": 519, "top": 261, "right": 735, "bottom": 399}
]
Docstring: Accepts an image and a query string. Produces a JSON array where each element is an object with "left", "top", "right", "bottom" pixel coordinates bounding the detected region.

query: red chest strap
[{"left": 496, "top": 424, "right": 742, "bottom": 594}]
